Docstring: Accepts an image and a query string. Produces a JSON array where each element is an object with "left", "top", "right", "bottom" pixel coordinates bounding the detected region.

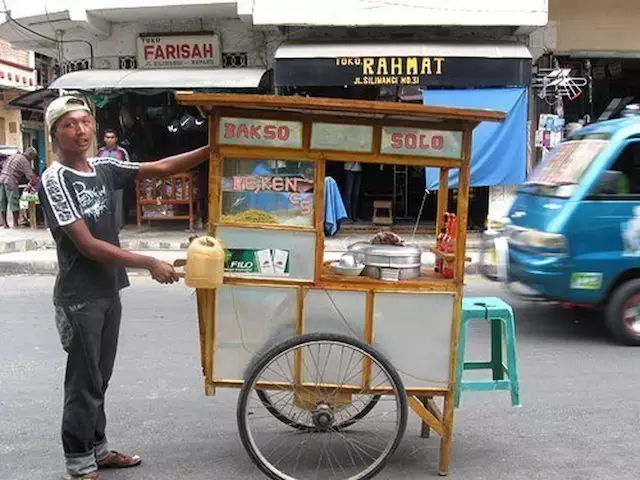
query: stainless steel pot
[
  {"left": 347, "top": 241, "right": 371, "bottom": 264},
  {"left": 362, "top": 265, "right": 421, "bottom": 280},
  {"left": 363, "top": 244, "right": 422, "bottom": 269}
]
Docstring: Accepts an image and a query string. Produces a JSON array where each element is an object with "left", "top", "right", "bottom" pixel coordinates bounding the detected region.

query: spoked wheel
[
  {"left": 256, "top": 389, "right": 381, "bottom": 431},
  {"left": 237, "top": 333, "right": 408, "bottom": 480}
]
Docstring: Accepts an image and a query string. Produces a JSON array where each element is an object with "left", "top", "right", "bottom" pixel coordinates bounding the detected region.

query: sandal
[
  {"left": 97, "top": 450, "right": 142, "bottom": 469},
  {"left": 68, "top": 473, "right": 100, "bottom": 480}
]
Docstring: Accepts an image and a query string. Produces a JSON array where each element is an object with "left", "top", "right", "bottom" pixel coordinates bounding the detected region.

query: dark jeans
[
  {"left": 114, "top": 189, "right": 124, "bottom": 232},
  {"left": 55, "top": 296, "right": 122, "bottom": 476},
  {"left": 343, "top": 170, "right": 362, "bottom": 220}
]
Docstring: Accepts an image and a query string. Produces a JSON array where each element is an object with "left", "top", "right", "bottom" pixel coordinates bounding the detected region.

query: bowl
[{"left": 330, "top": 261, "right": 365, "bottom": 276}]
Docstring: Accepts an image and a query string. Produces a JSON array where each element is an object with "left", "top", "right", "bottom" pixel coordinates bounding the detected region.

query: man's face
[
  {"left": 54, "top": 110, "right": 94, "bottom": 155},
  {"left": 104, "top": 132, "right": 118, "bottom": 149}
]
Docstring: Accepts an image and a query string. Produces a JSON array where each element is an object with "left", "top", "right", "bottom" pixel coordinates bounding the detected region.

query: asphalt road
[{"left": 1, "top": 275, "right": 639, "bottom": 480}]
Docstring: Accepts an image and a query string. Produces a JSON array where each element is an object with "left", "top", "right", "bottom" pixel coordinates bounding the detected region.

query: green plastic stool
[{"left": 456, "top": 296, "right": 521, "bottom": 408}]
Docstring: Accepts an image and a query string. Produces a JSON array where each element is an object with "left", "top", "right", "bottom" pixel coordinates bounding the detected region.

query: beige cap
[{"left": 45, "top": 95, "right": 92, "bottom": 134}]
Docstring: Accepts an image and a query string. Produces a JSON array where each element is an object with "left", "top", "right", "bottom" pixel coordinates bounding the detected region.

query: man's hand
[{"left": 148, "top": 258, "right": 180, "bottom": 284}]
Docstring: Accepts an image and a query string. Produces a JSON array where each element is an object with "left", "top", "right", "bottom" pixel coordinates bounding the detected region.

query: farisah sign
[
  {"left": 137, "top": 34, "right": 221, "bottom": 69},
  {"left": 335, "top": 56, "right": 445, "bottom": 86}
]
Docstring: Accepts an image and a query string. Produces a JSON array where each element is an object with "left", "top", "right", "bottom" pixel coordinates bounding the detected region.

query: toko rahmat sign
[{"left": 137, "top": 34, "right": 221, "bottom": 69}]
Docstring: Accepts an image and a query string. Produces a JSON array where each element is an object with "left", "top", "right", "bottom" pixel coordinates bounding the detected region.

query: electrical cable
[{"left": 2, "top": 1, "right": 94, "bottom": 68}]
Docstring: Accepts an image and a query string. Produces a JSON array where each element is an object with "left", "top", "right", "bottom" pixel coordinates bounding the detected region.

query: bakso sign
[
  {"left": 137, "top": 34, "right": 221, "bottom": 68},
  {"left": 381, "top": 126, "right": 463, "bottom": 159},
  {"left": 219, "top": 117, "right": 303, "bottom": 149}
]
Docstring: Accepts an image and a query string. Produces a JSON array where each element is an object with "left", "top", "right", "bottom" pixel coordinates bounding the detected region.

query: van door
[{"left": 569, "top": 139, "right": 640, "bottom": 302}]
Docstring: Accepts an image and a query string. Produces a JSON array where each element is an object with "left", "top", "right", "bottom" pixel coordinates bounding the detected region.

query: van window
[
  {"left": 522, "top": 137, "right": 609, "bottom": 198},
  {"left": 601, "top": 142, "right": 640, "bottom": 196}
]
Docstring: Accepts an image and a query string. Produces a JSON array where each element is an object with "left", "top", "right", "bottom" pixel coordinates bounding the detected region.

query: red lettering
[
  {"left": 272, "top": 177, "right": 284, "bottom": 191},
  {"left": 264, "top": 125, "right": 276, "bottom": 140},
  {"left": 285, "top": 178, "right": 298, "bottom": 192},
  {"left": 233, "top": 176, "right": 244, "bottom": 191},
  {"left": 390, "top": 133, "right": 403, "bottom": 149},
  {"left": 224, "top": 123, "right": 235, "bottom": 138},
  {"left": 260, "top": 177, "right": 272, "bottom": 191},
  {"left": 155, "top": 45, "right": 165, "bottom": 59},
  {"left": 245, "top": 177, "right": 257, "bottom": 191},
  {"left": 144, "top": 45, "right": 154, "bottom": 59},
  {"left": 250, "top": 125, "right": 261, "bottom": 139},
  {"left": 192, "top": 44, "right": 202, "bottom": 58},
  {"left": 181, "top": 44, "right": 191, "bottom": 58},
  {"left": 432, "top": 135, "right": 444, "bottom": 150},
  {"left": 405, "top": 133, "right": 417, "bottom": 149},
  {"left": 203, "top": 43, "right": 213, "bottom": 58},
  {"left": 419, "top": 134, "right": 430, "bottom": 150},
  {"left": 166, "top": 45, "right": 177, "bottom": 59},
  {"left": 277, "top": 126, "right": 290, "bottom": 141},
  {"left": 237, "top": 124, "right": 249, "bottom": 138},
  {"left": 300, "top": 200, "right": 312, "bottom": 215}
]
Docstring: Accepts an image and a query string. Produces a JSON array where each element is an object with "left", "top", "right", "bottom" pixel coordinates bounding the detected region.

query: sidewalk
[{"left": 0, "top": 224, "right": 484, "bottom": 276}]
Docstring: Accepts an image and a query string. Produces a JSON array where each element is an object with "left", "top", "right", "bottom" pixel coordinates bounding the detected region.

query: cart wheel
[
  {"left": 256, "top": 389, "right": 381, "bottom": 431},
  {"left": 237, "top": 333, "right": 407, "bottom": 480}
]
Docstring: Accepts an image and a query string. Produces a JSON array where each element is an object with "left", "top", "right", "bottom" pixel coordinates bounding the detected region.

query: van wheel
[{"left": 606, "top": 279, "right": 640, "bottom": 346}]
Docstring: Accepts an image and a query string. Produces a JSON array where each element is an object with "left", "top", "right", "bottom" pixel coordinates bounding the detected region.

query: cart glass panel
[{"left": 221, "top": 158, "right": 315, "bottom": 227}]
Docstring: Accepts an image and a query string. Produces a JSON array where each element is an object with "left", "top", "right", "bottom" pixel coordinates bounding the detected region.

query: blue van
[{"left": 504, "top": 117, "right": 640, "bottom": 345}]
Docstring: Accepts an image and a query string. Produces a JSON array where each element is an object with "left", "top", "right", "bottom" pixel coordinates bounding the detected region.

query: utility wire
[{"left": 2, "top": 1, "right": 94, "bottom": 68}]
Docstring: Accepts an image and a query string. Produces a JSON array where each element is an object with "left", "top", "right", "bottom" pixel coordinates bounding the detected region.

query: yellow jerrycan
[{"left": 185, "top": 236, "right": 225, "bottom": 288}]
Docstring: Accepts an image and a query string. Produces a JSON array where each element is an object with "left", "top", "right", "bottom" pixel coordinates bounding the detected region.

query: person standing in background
[
  {"left": 97, "top": 129, "right": 130, "bottom": 231},
  {"left": 0, "top": 147, "right": 38, "bottom": 228},
  {"left": 343, "top": 162, "right": 362, "bottom": 223}
]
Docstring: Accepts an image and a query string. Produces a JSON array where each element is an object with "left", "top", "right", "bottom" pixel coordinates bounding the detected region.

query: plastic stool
[{"left": 456, "top": 296, "right": 521, "bottom": 407}]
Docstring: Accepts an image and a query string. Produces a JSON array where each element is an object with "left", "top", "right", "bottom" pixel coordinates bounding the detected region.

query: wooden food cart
[{"left": 174, "top": 92, "right": 505, "bottom": 480}]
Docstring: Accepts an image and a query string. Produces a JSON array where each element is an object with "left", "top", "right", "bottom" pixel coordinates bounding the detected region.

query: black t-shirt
[{"left": 38, "top": 157, "right": 140, "bottom": 305}]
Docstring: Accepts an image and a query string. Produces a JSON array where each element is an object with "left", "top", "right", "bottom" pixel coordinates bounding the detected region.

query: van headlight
[{"left": 509, "top": 228, "right": 568, "bottom": 254}]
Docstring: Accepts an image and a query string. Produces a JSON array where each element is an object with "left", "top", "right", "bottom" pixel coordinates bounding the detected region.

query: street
[{"left": 2, "top": 275, "right": 639, "bottom": 480}]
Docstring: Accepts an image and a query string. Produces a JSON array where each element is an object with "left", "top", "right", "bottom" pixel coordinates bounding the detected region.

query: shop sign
[
  {"left": 225, "top": 248, "right": 290, "bottom": 276},
  {"left": 137, "top": 34, "right": 221, "bottom": 69},
  {"left": 380, "top": 126, "right": 463, "bottom": 159},
  {"left": 310, "top": 122, "right": 373, "bottom": 152},
  {"left": 219, "top": 117, "right": 303, "bottom": 149},
  {"left": 335, "top": 56, "right": 445, "bottom": 86}
]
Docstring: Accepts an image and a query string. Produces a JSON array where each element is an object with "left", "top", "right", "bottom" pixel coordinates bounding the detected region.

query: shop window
[
  {"left": 221, "top": 158, "right": 315, "bottom": 227},
  {"left": 119, "top": 56, "right": 137, "bottom": 69},
  {"left": 61, "top": 59, "right": 90, "bottom": 75},
  {"left": 222, "top": 52, "right": 248, "bottom": 68}
]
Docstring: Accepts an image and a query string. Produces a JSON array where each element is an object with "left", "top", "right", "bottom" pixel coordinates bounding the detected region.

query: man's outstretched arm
[{"left": 137, "top": 145, "right": 210, "bottom": 179}]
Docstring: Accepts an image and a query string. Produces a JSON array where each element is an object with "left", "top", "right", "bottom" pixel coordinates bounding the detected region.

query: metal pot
[
  {"left": 362, "top": 265, "right": 421, "bottom": 280},
  {"left": 347, "top": 241, "right": 371, "bottom": 264},
  {"left": 363, "top": 244, "right": 422, "bottom": 269}
]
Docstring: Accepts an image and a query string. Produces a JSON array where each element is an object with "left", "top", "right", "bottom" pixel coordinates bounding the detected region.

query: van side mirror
[{"left": 592, "top": 170, "right": 624, "bottom": 195}]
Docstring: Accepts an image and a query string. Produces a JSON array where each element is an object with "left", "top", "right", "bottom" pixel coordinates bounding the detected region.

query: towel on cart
[{"left": 324, "top": 176, "right": 347, "bottom": 236}]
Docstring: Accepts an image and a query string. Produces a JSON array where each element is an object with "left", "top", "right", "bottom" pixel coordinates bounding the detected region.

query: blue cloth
[
  {"left": 324, "top": 176, "right": 347, "bottom": 236},
  {"left": 424, "top": 87, "right": 528, "bottom": 189}
]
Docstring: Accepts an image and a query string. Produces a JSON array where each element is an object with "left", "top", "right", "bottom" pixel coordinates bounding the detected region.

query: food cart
[{"left": 174, "top": 92, "right": 505, "bottom": 479}]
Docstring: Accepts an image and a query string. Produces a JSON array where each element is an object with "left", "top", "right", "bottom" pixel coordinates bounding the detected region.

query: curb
[{"left": 0, "top": 239, "right": 189, "bottom": 254}]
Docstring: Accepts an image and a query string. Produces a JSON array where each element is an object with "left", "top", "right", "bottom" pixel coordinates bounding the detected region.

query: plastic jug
[{"left": 185, "top": 236, "right": 225, "bottom": 288}]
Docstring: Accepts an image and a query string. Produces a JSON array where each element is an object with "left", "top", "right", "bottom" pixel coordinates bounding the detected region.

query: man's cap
[{"left": 45, "top": 95, "right": 92, "bottom": 133}]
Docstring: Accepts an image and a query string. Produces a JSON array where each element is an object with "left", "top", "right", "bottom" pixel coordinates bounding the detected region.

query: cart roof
[{"left": 175, "top": 92, "right": 506, "bottom": 126}]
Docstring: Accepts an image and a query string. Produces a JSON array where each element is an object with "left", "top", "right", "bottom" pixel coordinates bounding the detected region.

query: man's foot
[
  {"left": 66, "top": 472, "right": 99, "bottom": 480},
  {"left": 98, "top": 450, "right": 142, "bottom": 469}
]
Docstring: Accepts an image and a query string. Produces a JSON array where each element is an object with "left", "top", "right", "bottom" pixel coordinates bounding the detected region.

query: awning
[
  {"left": 274, "top": 42, "right": 532, "bottom": 88},
  {"left": 9, "top": 68, "right": 271, "bottom": 111},
  {"left": 424, "top": 87, "right": 528, "bottom": 189}
]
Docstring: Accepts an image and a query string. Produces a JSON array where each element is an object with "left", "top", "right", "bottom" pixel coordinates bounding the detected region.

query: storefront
[
  {"left": 9, "top": 66, "right": 272, "bottom": 229},
  {"left": 273, "top": 43, "right": 532, "bottom": 231}
]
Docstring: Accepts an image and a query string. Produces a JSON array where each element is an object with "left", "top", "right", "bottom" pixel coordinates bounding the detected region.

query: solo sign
[
  {"left": 137, "top": 34, "right": 221, "bottom": 69},
  {"left": 380, "top": 126, "right": 463, "bottom": 159},
  {"left": 219, "top": 117, "right": 303, "bottom": 149}
]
